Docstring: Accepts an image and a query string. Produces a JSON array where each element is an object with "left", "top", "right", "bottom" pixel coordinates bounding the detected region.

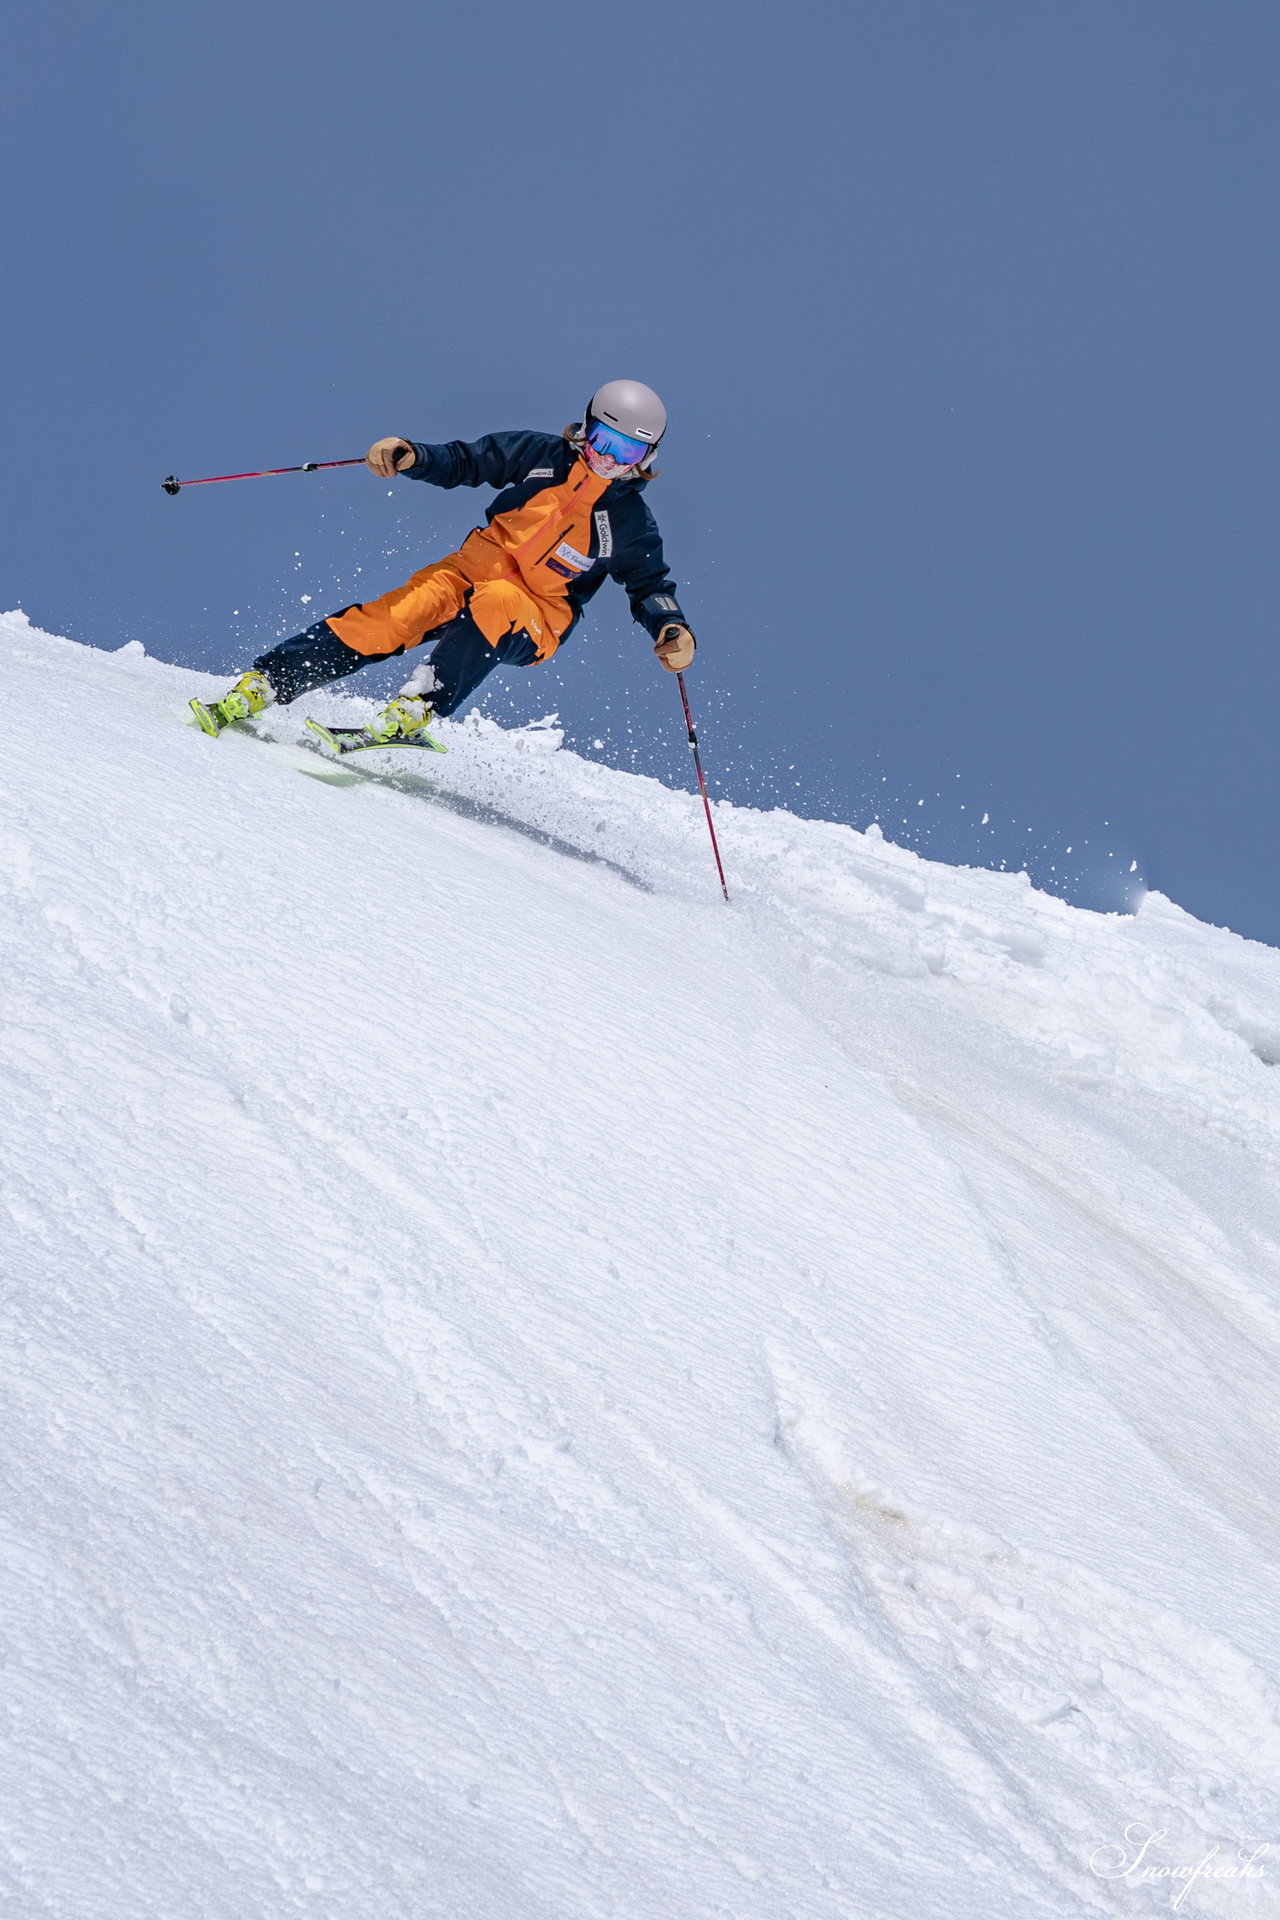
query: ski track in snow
[{"left": 3, "top": 610, "right": 1280, "bottom": 1917}]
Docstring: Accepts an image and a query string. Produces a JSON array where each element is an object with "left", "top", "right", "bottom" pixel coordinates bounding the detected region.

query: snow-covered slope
[{"left": 4, "top": 609, "right": 1280, "bottom": 1917}]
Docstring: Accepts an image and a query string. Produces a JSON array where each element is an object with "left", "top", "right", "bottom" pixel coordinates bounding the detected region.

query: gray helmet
[{"left": 586, "top": 379, "right": 667, "bottom": 458}]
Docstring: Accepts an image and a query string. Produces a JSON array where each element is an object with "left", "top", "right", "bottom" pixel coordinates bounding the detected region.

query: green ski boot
[
  {"left": 191, "top": 670, "right": 276, "bottom": 738},
  {"left": 305, "top": 696, "right": 446, "bottom": 758}
]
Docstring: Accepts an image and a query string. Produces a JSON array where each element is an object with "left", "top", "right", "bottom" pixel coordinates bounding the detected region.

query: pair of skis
[{"left": 189, "top": 697, "right": 446, "bottom": 757}]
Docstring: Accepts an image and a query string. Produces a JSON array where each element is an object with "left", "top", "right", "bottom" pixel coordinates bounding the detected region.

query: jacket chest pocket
[
  {"left": 508, "top": 467, "right": 609, "bottom": 581},
  {"left": 539, "top": 538, "right": 594, "bottom": 581}
]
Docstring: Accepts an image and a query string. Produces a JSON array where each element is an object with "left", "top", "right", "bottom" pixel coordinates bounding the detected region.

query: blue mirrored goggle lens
[{"left": 587, "top": 420, "right": 650, "bottom": 466}]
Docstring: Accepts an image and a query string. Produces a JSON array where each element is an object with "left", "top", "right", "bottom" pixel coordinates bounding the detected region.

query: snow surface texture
[{"left": 4, "top": 608, "right": 1280, "bottom": 1917}]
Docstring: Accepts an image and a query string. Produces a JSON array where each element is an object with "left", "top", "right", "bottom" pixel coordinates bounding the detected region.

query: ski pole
[
  {"left": 161, "top": 457, "right": 365, "bottom": 495},
  {"left": 676, "top": 671, "right": 729, "bottom": 903}
]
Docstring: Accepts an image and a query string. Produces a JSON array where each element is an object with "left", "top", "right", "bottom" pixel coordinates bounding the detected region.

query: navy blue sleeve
[
  {"left": 611, "top": 500, "right": 690, "bottom": 639},
  {"left": 402, "top": 431, "right": 557, "bottom": 490}
]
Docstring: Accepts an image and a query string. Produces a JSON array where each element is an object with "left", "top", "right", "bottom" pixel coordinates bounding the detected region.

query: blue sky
[{"left": 5, "top": 1, "right": 1278, "bottom": 939}]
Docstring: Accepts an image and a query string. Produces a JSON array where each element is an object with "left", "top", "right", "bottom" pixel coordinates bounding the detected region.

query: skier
[{"left": 191, "top": 380, "right": 696, "bottom": 753}]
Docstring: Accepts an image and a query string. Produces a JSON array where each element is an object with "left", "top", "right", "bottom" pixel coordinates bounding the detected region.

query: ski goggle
[{"left": 586, "top": 418, "right": 652, "bottom": 468}]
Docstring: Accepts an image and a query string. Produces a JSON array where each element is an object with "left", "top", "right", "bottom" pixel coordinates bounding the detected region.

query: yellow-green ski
[{"left": 304, "top": 717, "right": 447, "bottom": 758}]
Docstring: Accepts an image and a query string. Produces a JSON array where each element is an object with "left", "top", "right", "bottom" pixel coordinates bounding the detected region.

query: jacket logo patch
[
  {"left": 526, "top": 468, "right": 555, "bottom": 479},
  {"left": 593, "top": 510, "right": 613, "bottom": 558},
  {"left": 652, "top": 594, "right": 679, "bottom": 612},
  {"left": 551, "top": 540, "right": 592, "bottom": 574}
]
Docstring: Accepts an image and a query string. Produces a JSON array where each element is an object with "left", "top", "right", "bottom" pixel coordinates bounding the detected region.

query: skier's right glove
[
  {"left": 654, "top": 624, "right": 696, "bottom": 672},
  {"left": 366, "top": 437, "right": 417, "bottom": 477}
]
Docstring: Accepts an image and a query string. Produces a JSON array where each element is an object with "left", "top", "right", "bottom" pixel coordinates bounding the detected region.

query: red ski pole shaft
[
  {"left": 677, "top": 671, "right": 729, "bottom": 902},
  {"left": 161, "top": 457, "right": 365, "bottom": 495}
]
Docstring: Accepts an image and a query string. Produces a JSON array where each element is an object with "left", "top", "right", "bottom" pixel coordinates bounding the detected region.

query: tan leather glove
[
  {"left": 366, "top": 436, "right": 416, "bottom": 477},
  {"left": 654, "top": 623, "right": 696, "bottom": 672}
]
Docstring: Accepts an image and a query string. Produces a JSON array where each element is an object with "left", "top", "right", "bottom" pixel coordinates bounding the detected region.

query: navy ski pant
[{"left": 252, "top": 609, "right": 541, "bottom": 717}]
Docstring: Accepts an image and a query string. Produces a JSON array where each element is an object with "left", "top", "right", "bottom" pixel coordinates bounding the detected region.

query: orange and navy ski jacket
[{"left": 402, "top": 431, "right": 689, "bottom": 645}]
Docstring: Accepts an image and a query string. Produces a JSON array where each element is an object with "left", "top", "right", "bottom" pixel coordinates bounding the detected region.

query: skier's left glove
[{"left": 654, "top": 624, "right": 696, "bottom": 672}]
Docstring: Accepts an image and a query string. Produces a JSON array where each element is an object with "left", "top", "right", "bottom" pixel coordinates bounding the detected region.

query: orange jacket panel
[
  {"left": 328, "top": 457, "right": 610, "bottom": 662},
  {"left": 460, "top": 458, "right": 611, "bottom": 604}
]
